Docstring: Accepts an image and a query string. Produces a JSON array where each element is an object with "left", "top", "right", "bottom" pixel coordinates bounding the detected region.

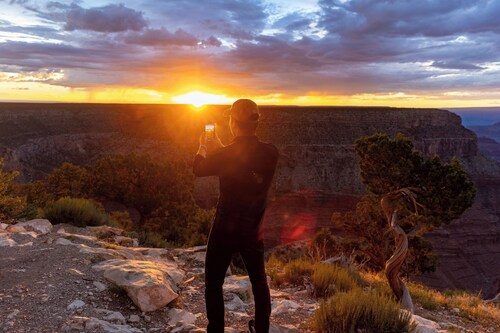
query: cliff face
[{"left": 1, "top": 103, "right": 499, "bottom": 297}]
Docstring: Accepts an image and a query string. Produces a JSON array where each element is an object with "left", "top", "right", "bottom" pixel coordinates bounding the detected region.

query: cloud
[
  {"left": 141, "top": 0, "right": 268, "bottom": 39},
  {"left": 62, "top": 3, "right": 147, "bottom": 32},
  {"left": 1, "top": 0, "right": 500, "bottom": 100},
  {"left": 317, "top": 0, "right": 500, "bottom": 37},
  {"left": 431, "top": 61, "right": 484, "bottom": 70},
  {"left": 123, "top": 28, "right": 221, "bottom": 47},
  {"left": 125, "top": 28, "right": 198, "bottom": 46}
]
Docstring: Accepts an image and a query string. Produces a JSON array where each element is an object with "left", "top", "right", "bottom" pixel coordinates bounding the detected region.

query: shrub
[
  {"left": 313, "top": 288, "right": 414, "bottom": 333},
  {"left": 109, "top": 210, "right": 134, "bottom": 231},
  {"left": 43, "top": 197, "right": 109, "bottom": 227},
  {"left": 266, "top": 254, "right": 286, "bottom": 287},
  {"left": 138, "top": 230, "right": 171, "bottom": 248},
  {"left": 312, "top": 263, "right": 362, "bottom": 297},
  {"left": 0, "top": 159, "right": 33, "bottom": 222},
  {"left": 309, "top": 228, "right": 339, "bottom": 261},
  {"left": 283, "top": 259, "right": 315, "bottom": 285},
  {"left": 407, "top": 282, "right": 444, "bottom": 311}
]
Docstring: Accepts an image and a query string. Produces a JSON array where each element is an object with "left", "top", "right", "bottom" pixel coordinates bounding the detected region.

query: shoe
[{"left": 247, "top": 319, "right": 256, "bottom": 333}]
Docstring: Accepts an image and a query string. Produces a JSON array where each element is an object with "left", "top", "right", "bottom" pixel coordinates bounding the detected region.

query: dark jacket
[{"left": 193, "top": 135, "right": 279, "bottom": 241}]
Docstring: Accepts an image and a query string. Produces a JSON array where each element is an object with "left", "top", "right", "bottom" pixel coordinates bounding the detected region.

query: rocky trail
[{"left": 1, "top": 220, "right": 497, "bottom": 333}]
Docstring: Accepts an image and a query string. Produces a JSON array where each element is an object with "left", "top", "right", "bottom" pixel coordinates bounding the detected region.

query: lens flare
[{"left": 171, "top": 91, "right": 231, "bottom": 108}]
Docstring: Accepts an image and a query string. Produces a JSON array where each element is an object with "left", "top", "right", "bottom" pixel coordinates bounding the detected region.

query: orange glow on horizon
[{"left": 0, "top": 81, "right": 499, "bottom": 108}]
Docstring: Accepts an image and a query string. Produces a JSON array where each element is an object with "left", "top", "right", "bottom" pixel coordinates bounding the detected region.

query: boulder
[
  {"left": 87, "top": 225, "right": 124, "bottom": 238},
  {"left": 410, "top": 314, "right": 440, "bottom": 333},
  {"left": 167, "top": 308, "right": 197, "bottom": 325},
  {"left": 0, "top": 222, "right": 8, "bottom": 230},
  {"left": 6, "top": 224, "right": 26, "bottom": 233},
  {"left": 0, "top": 235, "right": 17, "bottom": 247},
  {"left": 225, "top": 294, "right": 247, "bottom": 312},
  {"left": 271, "top": 300, "right": 300, "bottom": 315},
  {"left": 93, "top": 259, "right": 183, "bottom": 312},
  {"left": 13, "top": 219, "right": 53, "bottom": 234},
  {"left": 114, "top": 235, "right": 139, "bottom": 247},
  {"left": 224, "top": 276, "right": 253, "bottom": 301}
]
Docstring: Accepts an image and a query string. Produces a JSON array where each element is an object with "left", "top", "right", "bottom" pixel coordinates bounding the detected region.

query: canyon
[{"left": 1, "top": 103, "right": 499, "bottom": 298}]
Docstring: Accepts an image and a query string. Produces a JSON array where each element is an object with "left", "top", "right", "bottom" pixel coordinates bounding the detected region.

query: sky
[{"left": 0, "top": 0, "right": 500, "bottom": 107}]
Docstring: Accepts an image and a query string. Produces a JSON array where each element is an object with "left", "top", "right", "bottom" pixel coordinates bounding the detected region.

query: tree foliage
[
  {"left": 19, "top": 154, "right": 213, "bottom": 247},
  {"left": 355, "top": 133, "right": 475, "bottom": 228},
  {"left": 0, "top": 158, "right": 33, "bottom": 222},
  {"left": 337, "top": 196, "right": 439, "bottom": 275},
  {"left": 22, "top": 162, "right": 91, "bottom": 206},
  {"left": 338, "top": 133, "right": 476, "bottom": 276}
]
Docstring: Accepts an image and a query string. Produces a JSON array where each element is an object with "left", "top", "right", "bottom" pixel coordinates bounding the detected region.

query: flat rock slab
[
  {"left": 93, "top": 259, "right": 184, "bottom": 312},
  {"left": 12, "top": 219, "right": 53, "bottom": 234}
]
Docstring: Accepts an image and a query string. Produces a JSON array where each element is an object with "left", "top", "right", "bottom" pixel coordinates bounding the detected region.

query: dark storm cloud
[
  {"left": 141, "top": 0, "right": 268, "bottom": 39},
  {"left": 62, "top": 3, "right": 147, "bottom": 32}
]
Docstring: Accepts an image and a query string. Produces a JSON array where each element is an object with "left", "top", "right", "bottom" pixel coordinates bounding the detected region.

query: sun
[{"left": 171, "top": 91, "right": 231, "bottom": 108}]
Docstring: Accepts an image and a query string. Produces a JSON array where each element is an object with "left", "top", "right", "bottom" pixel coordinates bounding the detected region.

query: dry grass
[
  {"left": 312, "top": 288, "right": 415, "bottom": 333},
  {"left": 360, "top": 271, "right": 500, "bottom": 329},
  {"left": 311, "top": 263, "right": 363, "bottom": 297},
  {"left": 282, "top": 258, "right": 315, "bottom": 285}
]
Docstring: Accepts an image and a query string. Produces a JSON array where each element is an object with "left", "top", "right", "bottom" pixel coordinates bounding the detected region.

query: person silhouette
[{"left": 193, "top": 99, "right": 279, "bottom": 333}]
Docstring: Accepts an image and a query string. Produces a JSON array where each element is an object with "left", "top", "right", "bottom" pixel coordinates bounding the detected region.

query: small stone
[
  {"left": 7, "top": 309, "right": 20, "bottom": 319},
  {"left": 68, "top": 268, "right": 85, "bottom": 276},
  {"left": 144, "top": 315, "right": 152, "bottom": 323},
  {"left": 67, "top": 300, "right": 85, "bottom": 310},
  {"left": 55, "top": 238, "right": 74, "bottom": 246},
  {"left": 452, "top": 307, "right": 460, "bottom": 314},
  {"left": 104, "top": 311, "right": 126, "bottom": 324},
  {"left": 93, "top": 281, "right": 107, "bottom": 292},
  {"left": 129, "top": 314, "right": 141, "bottom": 323}
]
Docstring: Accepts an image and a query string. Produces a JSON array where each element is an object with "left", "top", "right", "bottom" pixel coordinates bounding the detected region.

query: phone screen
[{"left": 205, "top": 123, "right": 215, "bottom": 141}]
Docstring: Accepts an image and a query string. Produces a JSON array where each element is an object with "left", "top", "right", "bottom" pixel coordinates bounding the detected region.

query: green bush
[
  {"left": 312, "top": 263, "right": 362, "bottom": 297},
  {"left": 43, "top": 197, "right": 109, "bottom": 227},
  {"left": 313, "top": 288, "right": 414, "bottom": 333},
  {"left": 283, "top": 259, "right": 315, "bottom": 285}
]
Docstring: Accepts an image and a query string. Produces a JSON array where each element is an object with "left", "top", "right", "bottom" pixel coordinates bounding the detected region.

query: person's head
[{"left": 226, "top": 99, "right": 259, "bottom": 137}]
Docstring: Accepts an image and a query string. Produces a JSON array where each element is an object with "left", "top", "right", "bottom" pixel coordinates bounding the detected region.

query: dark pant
[{"left": 205, "top": 233, "right": 271, "bottom": 333}]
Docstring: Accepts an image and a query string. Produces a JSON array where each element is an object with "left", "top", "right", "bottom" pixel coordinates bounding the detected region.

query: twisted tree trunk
[{"left": 381, "top": 195, "right": 414, "bottom": 313}]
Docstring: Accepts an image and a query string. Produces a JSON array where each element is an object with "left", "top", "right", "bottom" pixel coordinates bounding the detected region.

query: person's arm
[{"left": 193, "top": 132, "right": 225, "bottom": 177}]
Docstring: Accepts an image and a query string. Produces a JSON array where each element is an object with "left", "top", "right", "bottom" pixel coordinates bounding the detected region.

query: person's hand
[
  {"left": 197, "top": 132, "right": 208, "bottom": 157},
  {"left": 199, "top": 132, "right": 207, "bottom": 147},
  {"left": 197, "top": 131, "right": 224, "bottom": 157}
]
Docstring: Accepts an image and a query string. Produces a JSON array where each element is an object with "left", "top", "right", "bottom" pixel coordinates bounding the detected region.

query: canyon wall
[{"left": 1, "top": 103, "right": 499, "bottom": 297}]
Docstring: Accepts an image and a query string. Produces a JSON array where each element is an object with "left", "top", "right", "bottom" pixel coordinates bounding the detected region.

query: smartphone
[{"left": 205, "top": 123, "right": 215, "bottom": 141}]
